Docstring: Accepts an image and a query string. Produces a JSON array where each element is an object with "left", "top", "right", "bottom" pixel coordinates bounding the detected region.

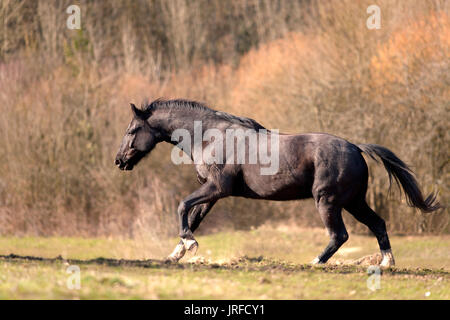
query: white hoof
[
  {"left": 166, "top": 242, "right": 186, "bottom": 263},
  {"left": 311, "top": 257, "right": 323, "bottom": 265},
  {"left": 182, "top": 238, "right": 199, "bottom": 254},
  {"left": 380, "top": 249, "right": 395, "bottom": 268}
]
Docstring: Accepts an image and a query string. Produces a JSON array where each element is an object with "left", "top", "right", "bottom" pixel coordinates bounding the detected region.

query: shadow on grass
[{"left": 0, "top": 254, "right": 448, "bottom": 277}]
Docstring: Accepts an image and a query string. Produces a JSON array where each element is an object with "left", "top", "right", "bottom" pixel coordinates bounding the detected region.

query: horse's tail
[{"left": 357, "top": 143, "right": 441, "bottom": 213}]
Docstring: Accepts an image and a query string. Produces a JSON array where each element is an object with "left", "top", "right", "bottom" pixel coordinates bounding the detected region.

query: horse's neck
[{"left": 150, "top": 109, "right": 202, "bottom": 159}]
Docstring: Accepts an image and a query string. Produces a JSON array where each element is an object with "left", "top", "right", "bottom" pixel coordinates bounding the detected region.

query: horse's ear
[{"left": 130, "top": 103, "right": 150, "bottom": 120}]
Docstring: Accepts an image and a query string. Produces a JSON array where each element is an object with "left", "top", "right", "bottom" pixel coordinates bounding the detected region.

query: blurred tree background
[{"left": 0, "top": 0, "right": 448, "bottom": 237}]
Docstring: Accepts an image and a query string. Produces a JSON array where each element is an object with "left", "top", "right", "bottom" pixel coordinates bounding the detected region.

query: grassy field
[{"left": 0, "top": 226, "right": 448, "bottom": 299}]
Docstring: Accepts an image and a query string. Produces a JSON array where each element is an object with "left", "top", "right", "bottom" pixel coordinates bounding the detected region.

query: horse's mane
[{"left": 142, "top": 98, "right": 266, "bottom": 130}]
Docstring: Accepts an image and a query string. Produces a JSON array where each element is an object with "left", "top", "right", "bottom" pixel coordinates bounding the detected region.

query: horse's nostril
[{"left": 115, "top": 159, "right": 121, "bottom": 166}]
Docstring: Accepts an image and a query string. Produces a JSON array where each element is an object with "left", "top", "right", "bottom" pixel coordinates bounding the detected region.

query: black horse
[{"left": 115, "top": 99, "right": 440, "bottom": 266}]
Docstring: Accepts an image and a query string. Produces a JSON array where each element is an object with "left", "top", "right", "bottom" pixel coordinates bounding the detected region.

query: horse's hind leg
[
  {"left": 312, "top": 197, "right": 349, "bottom": 264},
  {"left": 345, "top": 199, "right": 395, "bottom": 267}
]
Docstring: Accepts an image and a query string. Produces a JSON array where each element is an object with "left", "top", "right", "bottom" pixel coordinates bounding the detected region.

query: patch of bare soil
[
  {"left": 0, "top": 254, "right": 448, "bottom": 279},
  {"left": 333, "top": 253, "right": 383, "bottom": 266}
]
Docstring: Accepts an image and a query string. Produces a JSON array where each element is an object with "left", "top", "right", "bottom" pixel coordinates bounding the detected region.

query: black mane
[
  {"left": 142, "top": 98, "right": 266, "bottom": 130},
  {"left": 143, "top": 98, "right": 209, "bottom": 113}
]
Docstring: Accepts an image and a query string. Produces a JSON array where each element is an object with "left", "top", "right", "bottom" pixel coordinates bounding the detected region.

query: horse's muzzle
[{"left": 115, "top": 158, "right": 132, "bottom": 170}]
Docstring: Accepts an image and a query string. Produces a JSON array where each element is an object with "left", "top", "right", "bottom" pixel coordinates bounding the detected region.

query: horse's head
[{"left": 115, "top": 104, "right": 159, "bottom": 170}]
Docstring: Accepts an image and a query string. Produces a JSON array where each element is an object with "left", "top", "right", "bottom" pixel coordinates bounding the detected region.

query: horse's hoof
[
  {"left": 182, "top": 238, "right": 199, "bottom": 254},
  {"left": 311, "top": 257, "right": 324, "bottom": 265},
  {"left": 165, "top": 256, "right": 179, "bottom": 263},
  {"left": 166, "top": 253, "right": 183, "bottom": 263},
  {"left": 380, "top": 249, "right": 395, "bottom": 268},
  {"left": 166, "top": 242, "right": 186, "bottom": 263}
]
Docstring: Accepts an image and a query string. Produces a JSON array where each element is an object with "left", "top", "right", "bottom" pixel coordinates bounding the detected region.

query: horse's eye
[{"left": 128, "top": 128, "right": 139, "bottom": 135}]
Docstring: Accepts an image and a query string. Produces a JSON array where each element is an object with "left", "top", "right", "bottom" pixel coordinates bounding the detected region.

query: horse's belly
[{"left": 238, "top": 169, "right": 313, "bottom": 200}]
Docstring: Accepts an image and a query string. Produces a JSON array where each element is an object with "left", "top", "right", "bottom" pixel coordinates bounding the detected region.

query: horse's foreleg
[
  {"left": 178, "top": 183, "right": 220, "bottom": 241},
  {"left": 167, "top": 201, "right": 216, "bottom": 262},
  {"left": 167, "top": 182, "right": 222, "bottom": 262},
  {"left": 188, "top": 200, "right": 217, "bottom": 233},
  {"left": 167, "top": 241, "right": 186, "bottom": 262}
]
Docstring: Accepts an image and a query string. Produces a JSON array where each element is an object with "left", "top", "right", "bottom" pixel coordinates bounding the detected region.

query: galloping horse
[{"left": 115, "top": 99, "right": 440, "bottom": 266}]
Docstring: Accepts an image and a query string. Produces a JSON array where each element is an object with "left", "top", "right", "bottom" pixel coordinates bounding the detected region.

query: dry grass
[{"left": 0, "top": 0, "right": 448, "bottom": 237}]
